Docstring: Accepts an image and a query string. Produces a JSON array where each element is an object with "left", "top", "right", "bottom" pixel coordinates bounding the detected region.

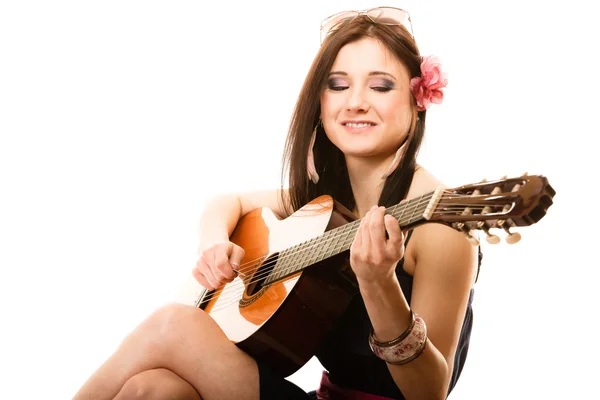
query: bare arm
[
  {"left": 360, "top": 223, "right": 477, "bottom": 400},
  {"left": 197, "top": 189, "right": 290, "bottom": 249},
  {"left": 193, "top": 189, "right": 289, "bottom": 289}
]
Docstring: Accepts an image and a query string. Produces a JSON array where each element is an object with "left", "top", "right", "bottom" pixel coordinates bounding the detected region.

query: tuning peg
[
  {"left": 465, "top": 232, "right": 480, "bottom": 246},
  {"left": 477, "top": 222, "right": 500, "bottom": 244},
  {"left": 487, "top": 234, "right": 501, "bottom": 245},
  {"left": 505, "top": 230, "right": 521, "bottom": 244},
  {"left": 501, "top": 224, "right": 521, "bottom": 244},
  {"left": 454, "top": 222, "right": 480, "bottom": 246}
]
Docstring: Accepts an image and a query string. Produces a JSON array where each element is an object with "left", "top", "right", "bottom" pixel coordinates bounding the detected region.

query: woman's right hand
[{"left": 192, "top": 241, "right": 246, "bottom": 290}]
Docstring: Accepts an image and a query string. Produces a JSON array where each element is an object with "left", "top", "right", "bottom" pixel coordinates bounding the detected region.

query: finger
[
  {"left": 369, "top": 207, "right": 387, "bottom": 246},
  {"left": 214, "top": 251, "right": 237, "bottom": 281},
  {"left": 192, "top": 267, "right": 215, "bottom": 291},
  {"left": 384, "top": 214, "right": 405, "bottom": 252},
  {"left": 197, "top": 258, "right": 220, "bottom": 289},
  {"left": 361, "top": 208, "right": 373, "bottom": 250},
  {"left": 229, "top": 244, "right": 246, "bottom": 273}
]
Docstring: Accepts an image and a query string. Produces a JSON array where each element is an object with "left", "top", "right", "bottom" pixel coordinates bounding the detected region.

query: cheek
[
  {"left": 320, "top": 93, "right": 342, "bottom": 117},
  {"left": 377, "top": 96, "right": 413, "bottom": 127}
]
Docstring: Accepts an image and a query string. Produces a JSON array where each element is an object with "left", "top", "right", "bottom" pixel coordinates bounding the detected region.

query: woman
[{"left": 74, "top": 6, "right": 479, "bottom": 400}]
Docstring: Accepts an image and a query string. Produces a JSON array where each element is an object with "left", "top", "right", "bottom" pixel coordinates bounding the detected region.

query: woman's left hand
[{"left": 350, "top": 205, "right": 406, "bottom": 284}]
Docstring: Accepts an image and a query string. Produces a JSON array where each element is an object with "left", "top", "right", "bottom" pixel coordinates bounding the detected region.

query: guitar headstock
[{"left": 425, "top": 174, "right": 555, "bottom": 245}]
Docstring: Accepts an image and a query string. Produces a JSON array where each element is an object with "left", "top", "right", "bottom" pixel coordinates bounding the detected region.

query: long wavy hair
[{"left": 280, "top": 16, "right": 426, "bottom": 214}]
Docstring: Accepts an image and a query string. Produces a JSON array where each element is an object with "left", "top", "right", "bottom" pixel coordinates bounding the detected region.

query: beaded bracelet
[{"left": 369, "top": 312, "right": 428, "bottom": 365}]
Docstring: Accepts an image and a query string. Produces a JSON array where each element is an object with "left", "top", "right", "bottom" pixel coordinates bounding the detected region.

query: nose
[{"left": 346, "top": 87, "right": 370, "bottom": 113}]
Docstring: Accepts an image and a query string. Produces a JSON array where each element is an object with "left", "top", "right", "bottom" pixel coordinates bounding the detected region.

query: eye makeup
[
  {"left": 370, "top": 78, "right": 395, "bottom": 92},
  {"left": 326, "top": 77, "right": 395, "bottom": 92},
  {"left": 327, "top": 78, "right": 349, "bottom": 91}
]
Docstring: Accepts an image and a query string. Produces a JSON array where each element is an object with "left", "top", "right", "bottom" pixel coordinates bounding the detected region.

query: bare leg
[
  {"left": 113, "top": 368, "right": 201, "bottom": 400},
  {"left": 73, "top": 303, "right": 259, "bottom": 400}
]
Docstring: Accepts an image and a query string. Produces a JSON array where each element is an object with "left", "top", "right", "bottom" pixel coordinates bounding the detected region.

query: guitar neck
[{"left": 265, "top": 190, "right": 440, "bottom": 285}]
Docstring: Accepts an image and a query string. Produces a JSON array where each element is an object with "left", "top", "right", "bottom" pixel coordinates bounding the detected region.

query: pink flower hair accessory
[{"left": 410, "top": 55, "right": 448, "bottom": 111}]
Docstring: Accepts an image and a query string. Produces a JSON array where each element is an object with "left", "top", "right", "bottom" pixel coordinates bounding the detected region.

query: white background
[{"left": 1, "top": 0, "right": 598, "bottom": 398}]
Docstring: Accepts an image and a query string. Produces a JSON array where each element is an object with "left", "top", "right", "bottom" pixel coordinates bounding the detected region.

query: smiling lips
[{"left": 342, "top": 120, "right": 377, "bottom": 132}]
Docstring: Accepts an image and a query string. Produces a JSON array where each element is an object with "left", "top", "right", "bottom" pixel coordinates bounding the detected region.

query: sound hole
[{"left": 246, "top": 253, "right": 279, "bottom": 296}]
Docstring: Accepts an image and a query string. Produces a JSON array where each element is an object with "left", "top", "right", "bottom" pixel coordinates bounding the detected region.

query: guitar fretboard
[{"left": 264, "top": 192, "right": 435, "bottom": 285}]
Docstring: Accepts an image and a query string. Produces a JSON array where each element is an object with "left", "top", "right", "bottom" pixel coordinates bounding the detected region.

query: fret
[
  {"left": 322, "top": 230, "right": 335, "bottom": 260},
  {"left": 342, "top": 221, "right": 357, "bottom": 251},
  {"left": 307, "top": 237, "right": 318, "bottom": 266},
  {"left": 317, "top": 232, "right": 331, "bottom": 263},
  {"left": 397, "top": 201, "right": 407, "bottom": 226},
  {"left": 312, "top": 235, "right": 324, "bottom": 265},
  {"left": 326, "top": 229, "right": 340, "bottom": 259},
  {"left": 298, "top": 240, "right": 308, "bottom": 267}
]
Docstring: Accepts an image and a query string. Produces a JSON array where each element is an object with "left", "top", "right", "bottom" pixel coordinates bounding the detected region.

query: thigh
[{"left": 256, "top": 361, "right": 312, "bottom": 400}]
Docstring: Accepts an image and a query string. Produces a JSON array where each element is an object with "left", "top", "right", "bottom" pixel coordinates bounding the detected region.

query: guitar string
[
  {"left": 198, "top": 197, "right": 505, "bottom": 307},
  {"left": 197, "top": 193, "right": 432, "bottom": 304},
  {"left": 226, "top": 192, "right": 430, "bottom": 275},
  {"left": 204, "top": 203, "right": 501, "bottom": 313},
  {"left": 203, "top": 194, "right": 499, "bottom": 288},
  {"left": 200, "top": 203, "right": 497, "bottom": 308},
  {"left": 200, "top": 201, "right": 500, "bottom": 309},
  {"left": 207, "top": 201, "right": 490, "bottom": 299},
  {"left": 207, "top": 190, "right": 489, "bottom": 276}
]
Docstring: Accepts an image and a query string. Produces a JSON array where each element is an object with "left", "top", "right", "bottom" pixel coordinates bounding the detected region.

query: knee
[
  {"left": 151, "top": 302, "right": 214, "bottom": 336},
  {"left": 116, "top": 372, "right": 158, "bottom": 400},
  {"left": 126, "top": 303, "right": 215, "bottom": 349}
]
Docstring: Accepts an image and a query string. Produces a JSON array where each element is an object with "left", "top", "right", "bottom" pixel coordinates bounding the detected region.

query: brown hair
[{"left": 280, "top": 16, "right": 426, "bottom": 215}]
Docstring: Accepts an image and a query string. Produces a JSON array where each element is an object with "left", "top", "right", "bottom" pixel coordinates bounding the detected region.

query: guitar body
[{"left": 200, "top": 195, "right": 360, "bottom": 377}]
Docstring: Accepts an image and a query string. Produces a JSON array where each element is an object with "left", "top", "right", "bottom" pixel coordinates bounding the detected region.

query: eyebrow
[{"left": 328, "top": 71, "right": 397, "bottom": 80}]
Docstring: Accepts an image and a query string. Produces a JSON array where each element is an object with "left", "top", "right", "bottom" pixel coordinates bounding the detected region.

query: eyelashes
[
  {"left": 327, "top": 78, "right": 395, "bottom": 92},
  {"left": 372, "top": 86, "right": 393, "bottom": 93}
]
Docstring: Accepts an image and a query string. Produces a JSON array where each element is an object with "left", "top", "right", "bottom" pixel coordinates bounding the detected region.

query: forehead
[{"left": 331, "top": 37, "right": 408, "bottom": 79}]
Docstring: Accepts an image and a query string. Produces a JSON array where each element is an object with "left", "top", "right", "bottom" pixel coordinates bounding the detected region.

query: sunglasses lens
[
  {"left": 320, "top": 7, "right": 413, "bottom": 44},
  {"left": 320, "top": 11, "right": 358, "bottom": 42},
  {"left": 367, "top": 7, "right": 410, "bottom": 26}
]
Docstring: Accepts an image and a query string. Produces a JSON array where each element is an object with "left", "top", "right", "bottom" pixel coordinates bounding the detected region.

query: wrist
[
  {"left": 358, "top": 274, "right": 411, "bottom": 342},
  {"left": 357, "top": 272, "right": 400, "bottom": 293}
]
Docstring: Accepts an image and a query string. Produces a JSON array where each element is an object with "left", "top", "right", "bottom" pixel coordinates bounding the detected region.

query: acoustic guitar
[{"left": 178, "top": 174, "right": 555, "bottom": 377}]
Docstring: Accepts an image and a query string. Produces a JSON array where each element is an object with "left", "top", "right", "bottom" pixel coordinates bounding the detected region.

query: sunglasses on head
[{"left": 320, "top": 6, "right": 414, "bottom": 44}]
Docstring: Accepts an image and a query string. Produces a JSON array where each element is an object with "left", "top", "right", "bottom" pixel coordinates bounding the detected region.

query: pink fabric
[{"left": 316, "top": 371, "right": 395, "bottom": 400}]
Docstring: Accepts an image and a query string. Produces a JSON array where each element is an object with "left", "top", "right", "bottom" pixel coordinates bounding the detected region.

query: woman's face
[{"left": 320, "top": 37, "right": 414, "bottom": 161}]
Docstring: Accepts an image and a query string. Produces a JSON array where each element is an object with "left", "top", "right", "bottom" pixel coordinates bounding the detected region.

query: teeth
[{"left": 345, "top": 122, "right": 374, "bottom": 128}]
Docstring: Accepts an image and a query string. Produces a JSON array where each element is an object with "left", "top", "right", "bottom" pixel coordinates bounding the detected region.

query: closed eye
[
  {"left": 329, "top": 85, "right": 349, "bottom": 91},
  {"left": 372, "top": 86, "right": 392, "bottom": 93}
]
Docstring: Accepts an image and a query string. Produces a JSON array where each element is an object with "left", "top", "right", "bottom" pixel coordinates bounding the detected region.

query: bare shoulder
[
  {"left": 405, "top": 165, "right": 447, "bottom": 200},
  {"left": 404, "top": 166, "right": 476, "bottom": 280}
]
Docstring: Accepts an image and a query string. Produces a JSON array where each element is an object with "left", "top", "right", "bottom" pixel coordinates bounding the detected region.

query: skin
[{"left": 73, "top": 37, "right": 477, "bottom": 400}]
